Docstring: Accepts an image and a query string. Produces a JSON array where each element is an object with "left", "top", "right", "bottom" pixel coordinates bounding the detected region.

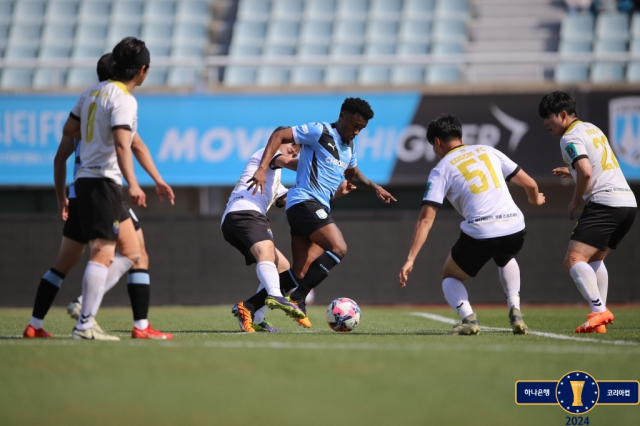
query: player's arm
[
  {"left": 248, "top": 128, "right": 294, "bottom": 195},
  {"left": 344, "top": 166, "right": 396, "bottom": 203},
  {"left": 53, "top": 136, "right": 76, "bottom": 221},
  {"left": 552, "top": 166, "right": 572, "bottom": 178},
  {"left": 568, "top": 157, "right": 592, "bottom": 220},
  {"left": 398, "top": 205, "right": 438, "bottom": 287},
  {"left": 333, "top": 180, "right": 356, "bottom": 199},
  {"left": 131, "top": 133, "right": 175, "bottom": 205},
  {"left": 114, "top": 128, "right": 146, "bottom": 207},
  {"left": 62, "top": 115, "right": 82, "bottom": 141},
  {"left": 509, "top": 169, "right": 545, "bottom": 206}
]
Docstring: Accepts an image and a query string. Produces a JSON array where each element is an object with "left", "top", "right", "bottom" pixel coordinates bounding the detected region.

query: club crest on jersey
[
  {"left": 565, "top": 143, "right": 578, "bottom": 160},
  {"left": 315, "top": 209, "right": 328, "bottom": 219},
  {"left": 300, "top": 124, "right": 309, "bottom": 134},
  {"left": 112, "top": 220, "right": 120, "bottom": 235},
  {"left": 609, "top": 96, "right": 640, "bottom": 166}
]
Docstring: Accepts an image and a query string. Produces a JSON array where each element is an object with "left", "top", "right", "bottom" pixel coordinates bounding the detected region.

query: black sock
[
  {"left": 290, "top": 251, "right": 340, "bottom": 302},
  {"left": 279, "top": 270, "right": 298, "bottom": 295},
  {"left": 127, "top": 269, "right": 150, "bottom": 321},
  {"left": 32, "top": 268, "right": 65, "bottom": 320},
  {"left": 243, "top": 288, "right": 268, "bottom": 314}
]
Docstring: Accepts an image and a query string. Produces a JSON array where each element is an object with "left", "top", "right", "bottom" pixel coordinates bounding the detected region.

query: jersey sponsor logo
[
  {"left": 565, "top": 143, "right": 579, "bottom": 160},
  {"left": 300, "top": 124, "right": 309, "bottom": 134},
  {"left": 325, "top": 156, "right": 348, "bottom": 168},
  {"left": 609, "top": 96, "right": 640, "bottom": 166},
  {"left": 315, "top": 209, "right": 328, "bottom": 219},
  {"left": 327, "top": 142, "right": 336, "bottom": 151}
]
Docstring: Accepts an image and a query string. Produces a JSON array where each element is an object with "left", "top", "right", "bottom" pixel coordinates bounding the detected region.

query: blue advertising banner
[{"left": 0, "top": 93, "right": 420, "bottom": 186}]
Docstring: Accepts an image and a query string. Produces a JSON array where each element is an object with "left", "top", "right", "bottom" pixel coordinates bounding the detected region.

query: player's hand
[
  {"left": 335, "top": 181, "right": 357, "bottom": 198},
  {"left": 375, "top": 186, "right": 397, "bottom": 204},
  {"left": 247, "top": 169, "right": 267, "bottom": 195},
  {"left": 58, "top": 197, "right": 69, "bottom": 221},
  {"left": 398, "top": 260, "right": 414, "bottom": 287},
  {"left": 528, "top": 192, "right": 546, "bottom": 206},
  {"left": 155, "top": 180, "right": 175, "bottom": 205},
  {"left": 129, "top": 185, "right": 147, "bottom": 208},
  {"left": 552, "top": 167, "right": 571, "bottom": 178},
  {"left": 567, "top": 199, "right": 580, "bottom": 220}
]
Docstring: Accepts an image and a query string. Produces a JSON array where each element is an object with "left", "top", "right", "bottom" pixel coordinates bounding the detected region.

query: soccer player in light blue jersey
[{"left": 248, "top": 98, "right": 396, "bottom": 326}]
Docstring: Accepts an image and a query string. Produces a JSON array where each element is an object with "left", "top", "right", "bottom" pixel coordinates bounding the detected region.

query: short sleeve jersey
[
  {"left": 287, "top": 122, "right": 357, "bottom": 211},
  {"left": 70, "top": 80, "right": 138, "bottom": 186},
  {"left": 221, "top": 148, "right": 289, "bottom": 224},
  {"left": 422, "top": 144, "right": 525, "bottom": 239},
  {"left": 68, "top": 138, "right": 82, "bottom": 199},
  {"left": 560, "top": 120, "right": 636, "bottom": 207}
]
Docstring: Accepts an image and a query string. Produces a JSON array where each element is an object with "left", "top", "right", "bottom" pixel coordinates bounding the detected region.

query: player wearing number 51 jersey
[
  {"left": 540, "top": 91, "right": 637, "bottom": 334},
  {"left": 399, "top": 114, "right": 545, "bottom": 335}
]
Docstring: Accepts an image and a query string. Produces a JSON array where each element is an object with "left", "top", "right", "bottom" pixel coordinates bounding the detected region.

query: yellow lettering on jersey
[
  {"left": 585, "top": 129, "right": 599, "bottom": 136},
  {"left": 89, "top": 90, "right": 100, "bottom": 98},
  {"left": 450, "top": 151, "right": 474, "bottom": 165},
  {"left": 475, "top": 146, "right": 486, "bottom": 153},
  {"left": 593, "top": 136, "right": 620, "bottom": 171}
]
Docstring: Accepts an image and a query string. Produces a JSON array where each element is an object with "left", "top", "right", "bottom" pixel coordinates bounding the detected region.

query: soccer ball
[{"left": 326, "top": 298, "right": 361, "bottom": 332}]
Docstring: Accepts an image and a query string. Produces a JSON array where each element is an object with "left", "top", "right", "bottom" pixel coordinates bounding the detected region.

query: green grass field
[{"left": 1, "top": 305, "right": 639, "bottom": 426}]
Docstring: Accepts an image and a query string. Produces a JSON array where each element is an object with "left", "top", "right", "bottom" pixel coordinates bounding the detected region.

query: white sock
[
  {"left": 90, "top": 254, "right": 134, "bottom": 317},
  {"left": 77, "top": 295, "right": 83, "bottom": 304},
  {"left": 589, "top": 260, "right": 608, "bottom": 305},
  {"left": 76, "top": 261, "right": 108, "bottom": 330},
  {"left": 442, "top": 277, "right": 474, "bottom": 320},
  {"left": 569, "top": 262, "right": 606, "bottom": 313},
  {"left": 256, "top": 261, "right": 282, "bottom": 297},
  {"left": 499, "top": 258, "right": 521, "bottom": 310},
  {"left": 29, "top": 317, "right": 44, "bottom": 329},
  {"left": 254, "top": 306, "right": 268, "bottom": 324},
  {"left": 134, "top": 319, "right": 149, "bottom": 330}
]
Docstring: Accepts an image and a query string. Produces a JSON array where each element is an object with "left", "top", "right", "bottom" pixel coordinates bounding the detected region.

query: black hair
[
  {"left": 96, "top": 53, "right": 114, "bottom": 82},
  {"left": 340, "top": 97, "right": 374, "bottom": 120},
  {"left": 272, "top": 125, "right": 291, "bottom": 136},
  {"left": 538, "top": 91, "right": 577, "bottom": 118},
  {"left": 426, "top": 114, "right": 462, "bottom": 145},
  {"left": 112, "top": 37, "right": 148, "bottom": 82}
]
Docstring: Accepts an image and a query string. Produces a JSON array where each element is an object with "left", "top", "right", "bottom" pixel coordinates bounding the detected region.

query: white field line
[{"left": 410, "top": 312, "right": 639, "bottom": 346}]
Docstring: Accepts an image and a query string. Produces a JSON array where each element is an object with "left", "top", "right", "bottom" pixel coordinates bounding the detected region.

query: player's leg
[
  {"left": 493, "top": 230, "right": 528, "bottom": 335},
  {"left": 25, "top": 237, "right": 86, "bottom": 338}
]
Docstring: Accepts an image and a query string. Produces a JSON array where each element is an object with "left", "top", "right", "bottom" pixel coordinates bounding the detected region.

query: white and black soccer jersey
[
  {"left": 70, "top": 80, "right": 138, "bottom": 186},
  {"left": 422, "top": 145, "right": 525, "bottom": 239},
  {"left": 560, "top": 121, "right": 636, "bottom": 208},
  {"left": 221, "top": 148, "right": 288, "bottom": 224}
]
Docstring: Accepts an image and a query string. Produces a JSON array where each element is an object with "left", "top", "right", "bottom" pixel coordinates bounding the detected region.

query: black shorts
[
  {"left": 286, "top": 199, "right": 335, "bottom": 239},
  {"left": 74, "top": 178, "right": 131, "bottom": 241},
  {"left": 221, "top": 210, "right": 273, "bottom": 265},
  {"left": 63, "top": 198, "right": 141, "bottom": 244},
  {"left": 571, "top": 202, "right": 636, "bottom": 251},
  {"left": 451, "top": 229, "right": 526, "bottom": 277}
]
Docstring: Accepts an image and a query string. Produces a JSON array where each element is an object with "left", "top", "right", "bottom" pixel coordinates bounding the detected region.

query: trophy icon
[{"left": 570, "top": 381, "right": 585, "bottom": 406}]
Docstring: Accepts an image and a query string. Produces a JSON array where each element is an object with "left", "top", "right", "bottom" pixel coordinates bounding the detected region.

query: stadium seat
[
  {"left": 41, "top": 23, "right": 75, "bottom": 48},
  {"left": 591, "top": 62, "right": 625, "bottom": 82},
  {"left": 173, "top": 22, "right": 208, "bottom": 47},
  {"left": 4, "top": 44, "right": 37, "bottom": 58},
  {"left": 397, "top": 42, "right": 429, "bottom": 56},
  {"left": 142, "top": 0, "right": 174, "bottom": 24},
  {"left": 232, "top": 21, "right": 267, "bottom": 46},
  {"left": 402, "top": 0, "right": 435, "bottom": 20},
  {"left": 630, "top": 38, "right": 640, "bottom": 53},
  {"left": 298, "top": 44, "right": 329, "bottom": 56},
  {"left": 434, "top": 0, "right": 469, "bottom": 19},
  {"left": 336, "top": 0, "right": 368, "bottom": 20},
  {"left": 554, "top": 63, "right": 589, "bottom": 83},
  {"left": 224, "top": 66, "right": 257, "bottom": 86},
  {"left": 141, "top": 23, "right": 173, "bottom": 45},
  {"left": 331, "top": 43, "right": 363, "bottom": 56},
  {"left": 333, "top": 20, "right": 366, "bottom": 44},
  {"left": 171, "top": 44, "right": 204, "bottom": 58},
  {"left": 626, "top": 61, "right": 640, "bottom": 82},
  {"left": 44, "top": 0, "right": 78, "bottom": 24},
  {"left": 0, "top": 68, "right": 33, "bottom": 88},
  {"left": 74, "top": 23, "right": 107, "bottom": 47},
  {"left": 299, "top": 21, "right": 333, "bottom": 46},
  {"left": 370, "top": 0, "right": 403, "bottom": 20},
  {"left": 366, "top": 20, "right": 399, "bottom": 44},
  {"left": 12, "top": 0, "right": 46, "bottom": 24},
  {"left": 175, "top": 0, "right": 209, "bottom": 24},
  {"left": 325, "top": 66, "right": 358, "bottom": 85},
  {"left": 304, "top": 0, "right": 336, "bottom": 20},
  {"left": 593, "top": 40, "right": 627, "bottom": 53},
  {"left": 558, "top": 40, "right": 592, "bottom": 54},
  {"left": 595, "top": 12, "right": 630, "bottom": 42},
  {"left": 631, "top": 13, "right": 640, "bottom": 40},
  {"left": 167, "top": 66, "right": 197, "bottom": 87},
  {"left": 271, "top": 0, "right": 304, "bottom": 20},
  {"left": 359, "top": 65, "right": 392, "bottom": 85},
  {"left": 67, "top": 67, "right": 98, "bottom": 87},
  {"left": 364, "top": 42, "right": 395, "bottom": 56},
  {"left": 111, "top": 0, "right": 143, "bottom": 24},
  {"left": 228, "top": 44, "right": 262, "bottom": 57},
  {"left": 0, "top": 22, "right": 7, "bottom": 48},
  {"left": 266, "top": 20, "right": 299, "bottom": 46},
  {"left": 237, "top": 0, "right": 271, "bottom": 21},
  {"left": 38, "top": 45, "right": 71, "bottom": 58},
  {"left": 8, "top": 23, "right": 41, "bottom": 47},
  {"left": 391, "top": 65, "right": 426, "bottom": 85},
  {"left": 291, "top": 66, "right": 324, "bottom": 85},
  {"left": 560, "top": 14, "right": 595, "bottom": 41},
  {"left": 143, "top": 66, "right": 167, "bottom": 86},
  {"left": 77, "top": 0, "right": 110, "bottom": 25},
  {"left": 106, "top": 23, "right": 141, "bottom": 49},
  {"left": 145, "top": 41, "right": 170, "bottom": 57},
  {"left": 32, "top": 67, "right": 66, "bottom": 88},
  {"left": 398, "top": 20, "right": 431, "bottom": 44},
  {"left": 71, "top": 45, "right": 103, "bottom": 59},
  {"left": 432, "top": 19, "right": 466, "bottom": 43},
  {"left": 431, "top": 42, "right": 464, "bottom": 56},
  {"left": 0, "top": 1, "right": 13, "bottom": 25},
  {"left": 264, "top": 44, "right": 295, "bottom": 56},
  {"left": 257, "top": 66, "right": 290, "bottom": 85},
  {"left": 426, "top": 64, "right": 462, "bottom": 84}
]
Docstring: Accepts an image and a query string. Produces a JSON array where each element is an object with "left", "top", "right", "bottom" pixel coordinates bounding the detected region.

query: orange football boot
[
  {"left": 231, "top": 302, "right": 255, "bottom": 333},
  {"left": 288, "top": 299, "right": 312, "bottom": 328},
  {"left": 132, "top": 324, "right": 173, "bottom": 339},
  {"left": 594, "top": 324, "right": 607, "bottom": 334},
  {"left": 575, "top": 310, "right": 614, "bottom": 333},
  {"left": 23, "top": 325, "right": 53, "bottom": 338}
]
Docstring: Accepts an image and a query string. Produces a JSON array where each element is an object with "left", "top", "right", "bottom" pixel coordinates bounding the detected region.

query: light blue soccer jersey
[
  {"left": 286, "top": 121, "right": 357, "bottom": 211},
  {"left": 67, "top": 139, "right": 82, "bottom": 199}
]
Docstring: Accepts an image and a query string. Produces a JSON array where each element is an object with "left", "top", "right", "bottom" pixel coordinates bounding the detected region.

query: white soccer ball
[{"left": 326, "top": 297, "right": 361, "bottom": 332}]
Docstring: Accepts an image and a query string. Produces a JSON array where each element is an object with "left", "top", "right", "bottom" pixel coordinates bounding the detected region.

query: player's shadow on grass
[{"left": 0, "top": 336, "right": 23, "bottom": 339}]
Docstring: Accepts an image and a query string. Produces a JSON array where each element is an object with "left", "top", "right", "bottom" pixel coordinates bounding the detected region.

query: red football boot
[{"left": 23, "top": 325, "right": 53, "bottom": 338}]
